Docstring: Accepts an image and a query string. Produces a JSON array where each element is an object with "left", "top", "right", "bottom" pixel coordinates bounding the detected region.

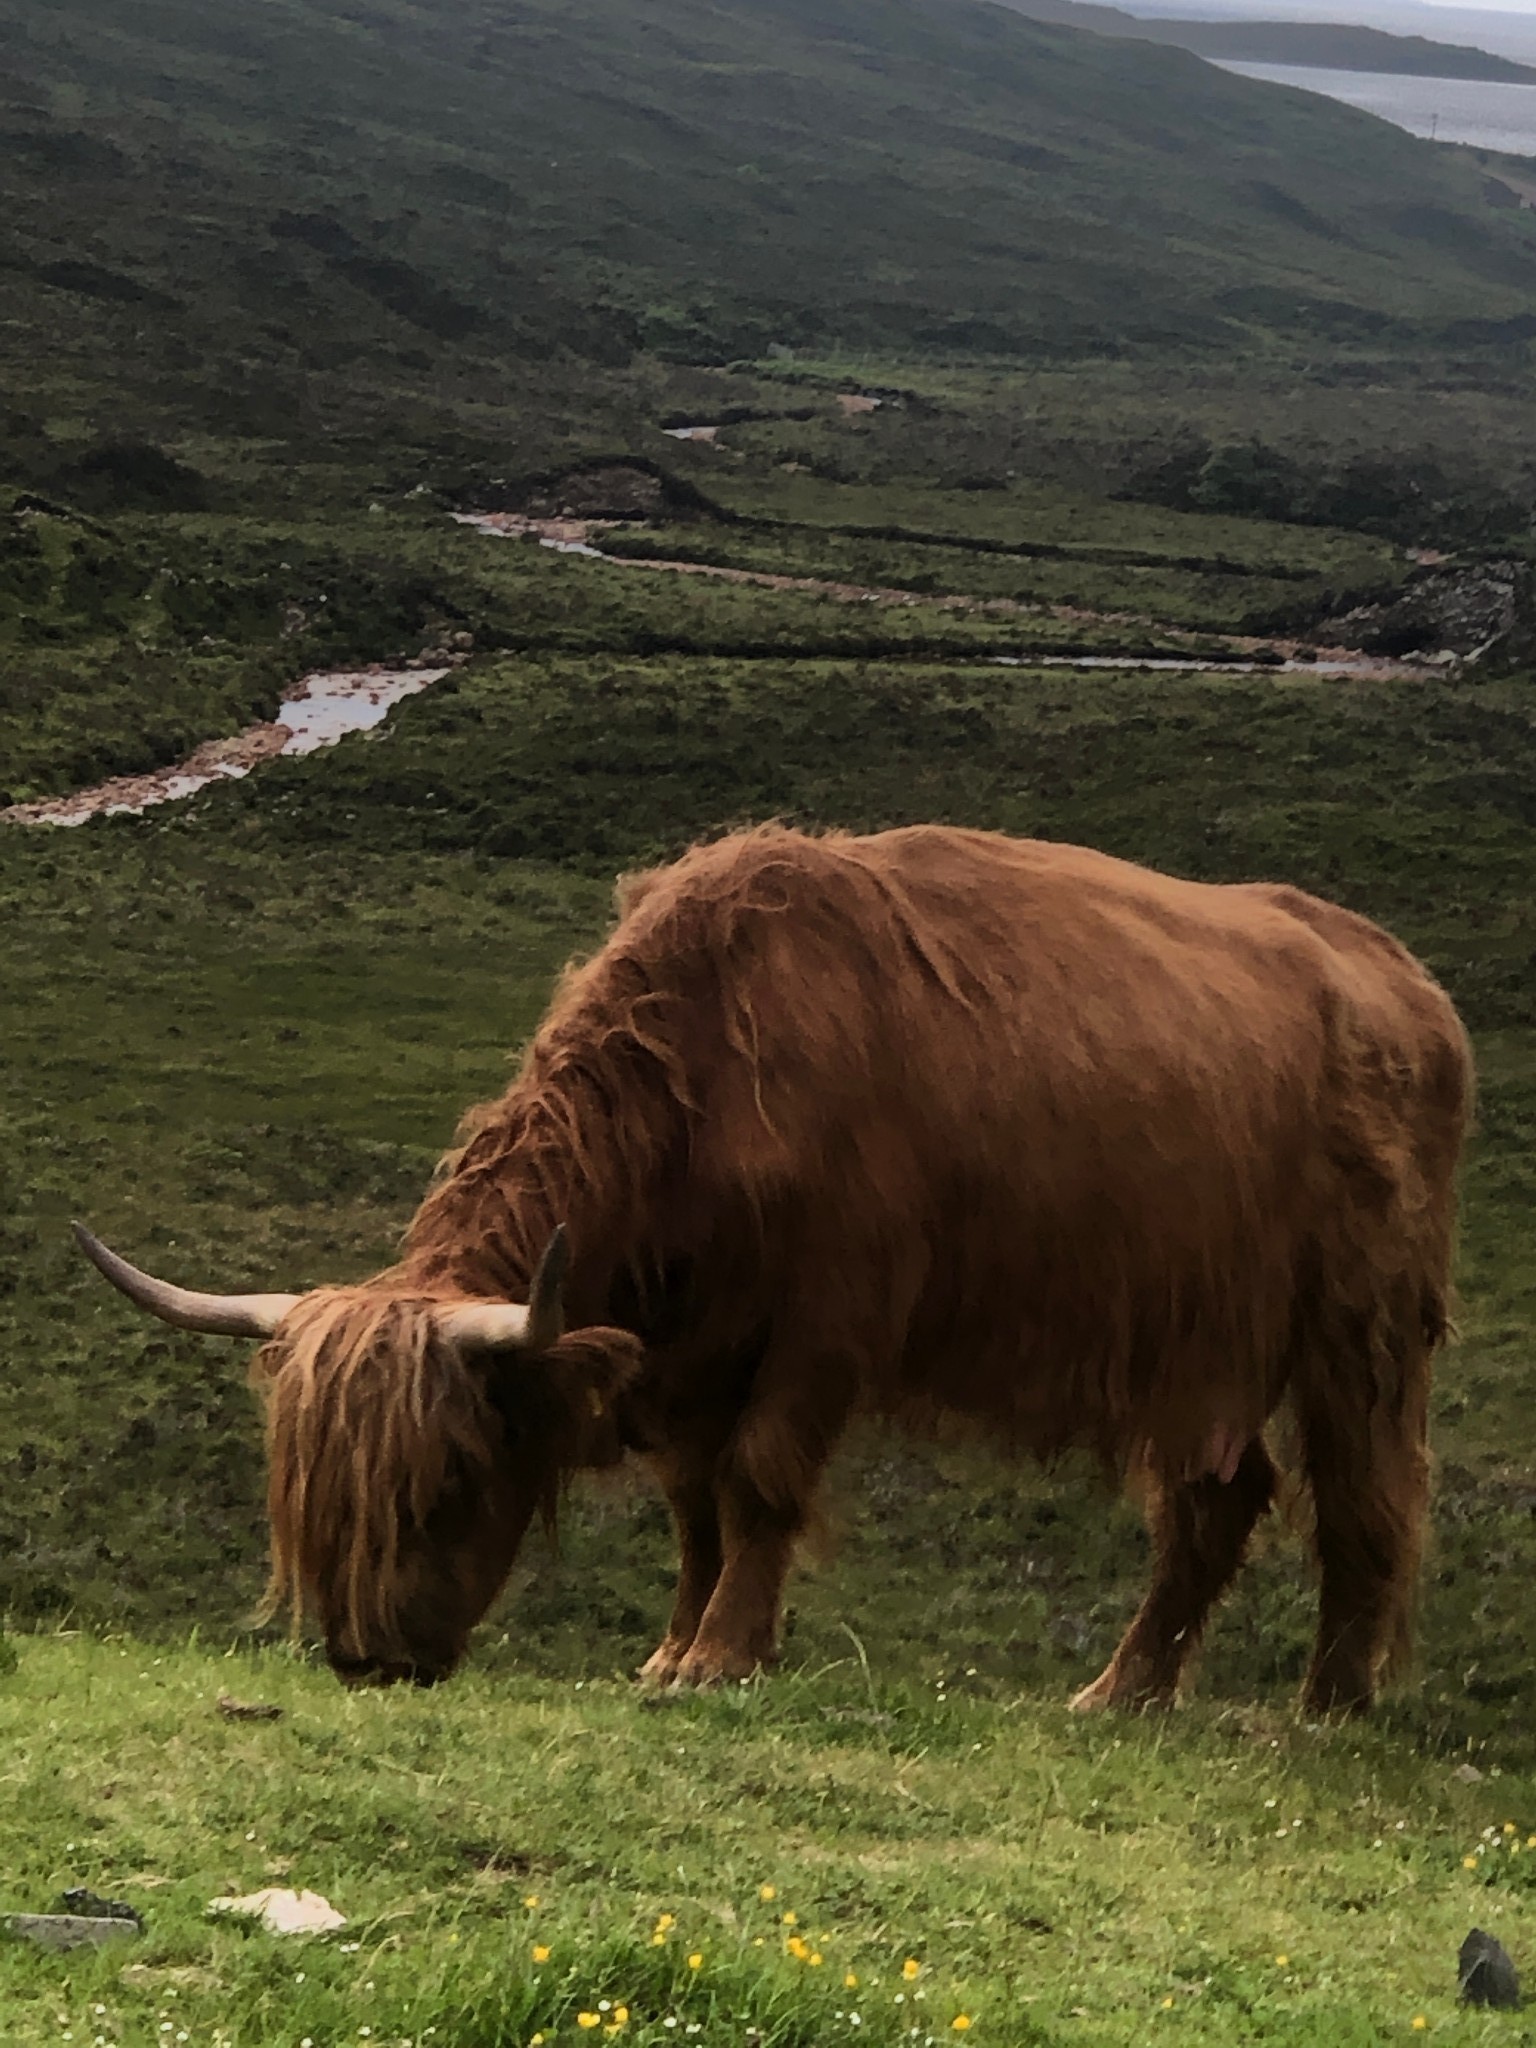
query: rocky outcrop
[
  {"left": 467, "top": 457, "right": 724, "bottom": 525},
  {"left": 1318, "top": 560, "right": 1530, "bottom": 661}
]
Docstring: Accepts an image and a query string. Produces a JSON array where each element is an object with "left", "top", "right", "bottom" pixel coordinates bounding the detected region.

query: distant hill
[
  {"left": 994, "top": 0, "right": 1536, "bottom": 79},
  {"left": 2, "top": 0, "right": 1535, "bottom": 486}
]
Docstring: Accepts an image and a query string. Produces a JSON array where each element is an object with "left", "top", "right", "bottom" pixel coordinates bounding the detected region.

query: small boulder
[
  {"left": 5, "top": 1891, "right": 143, "bottom": 1952},
  {"left": 1459, "top": 1928, "right": 1521, "bottom": 2009}
]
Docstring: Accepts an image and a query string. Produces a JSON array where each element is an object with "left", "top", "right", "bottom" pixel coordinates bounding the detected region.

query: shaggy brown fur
[{"left": 250, "top": 825, "right": 1471, "bottom": 1705}]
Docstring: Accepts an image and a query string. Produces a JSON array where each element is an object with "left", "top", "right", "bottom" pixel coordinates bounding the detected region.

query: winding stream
[{"left": 457, "top": 511, "right": 1444, "bottom": 681}]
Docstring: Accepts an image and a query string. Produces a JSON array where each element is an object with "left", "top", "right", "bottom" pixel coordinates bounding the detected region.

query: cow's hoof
[
  {"left": 1069, "top": 1663, "right": 1174, "bottom": 1714},
  {"left": 1300, "top": 1675, "right": 1374, "bottom": 1719},
  {"left": 1069, "top": 1669, "right": 1120, "bottom": 1714},
  {"left": 670, "top": 1642, "right": 764, "bottom": 1689},
  {"left": 638, "top": 1640, "right": 689, "bottom": 1687}
]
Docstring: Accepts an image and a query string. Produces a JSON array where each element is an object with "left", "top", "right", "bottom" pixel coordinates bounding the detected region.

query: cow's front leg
[
  {"left": 639, "top": 1454, "right": 724, "bottom": 1686},
  {"left": 668, "top": 1480, "right": 799, "bottom": 1687},
  {"left": 669, "top": 1348, "right": 855, "bottom": 1688}
]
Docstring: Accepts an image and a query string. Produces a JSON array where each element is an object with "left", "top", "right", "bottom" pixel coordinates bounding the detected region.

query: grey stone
[{"left": 4, "top": 1914, "right": 142, "bottom": 1952}]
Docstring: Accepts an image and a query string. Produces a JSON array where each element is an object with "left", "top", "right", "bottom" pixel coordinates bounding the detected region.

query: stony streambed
[{"left": 2, "top": 666, "right": 451, "bottom": 828}]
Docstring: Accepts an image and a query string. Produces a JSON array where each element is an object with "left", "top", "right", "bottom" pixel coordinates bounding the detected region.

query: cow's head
[{"left": 73, "top": 1223, "right": 641, "bottom": 1685}]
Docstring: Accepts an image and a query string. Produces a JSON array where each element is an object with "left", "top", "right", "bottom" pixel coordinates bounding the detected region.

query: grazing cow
[{"left": 75, "top": 825, "right": 1471, "bottom": 1710}]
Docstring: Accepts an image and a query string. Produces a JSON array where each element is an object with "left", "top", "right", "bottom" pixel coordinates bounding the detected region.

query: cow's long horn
[
  {"left": 72, "top": 1223, "right": 301, "bottom": 1339},
  {"left": 439, "top": 1224, "right": 569, "bottom": 1354}
]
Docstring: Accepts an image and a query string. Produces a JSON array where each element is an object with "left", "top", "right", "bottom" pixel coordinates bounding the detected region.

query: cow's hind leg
[
  {"left": 1297, "top": 1326, "right": 1430, "bottom": 1717},
  {"left": 1071, "top": 1440, "right": 1277, "bottom": 1712}
]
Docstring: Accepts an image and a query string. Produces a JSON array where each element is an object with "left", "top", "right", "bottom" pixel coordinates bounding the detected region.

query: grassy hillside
[
  {"left": 5, "top": 467, "right": 1434, "bottom": 806},
  {"left": 5, "top": 0, "right": 1536, "bottom": 500}
]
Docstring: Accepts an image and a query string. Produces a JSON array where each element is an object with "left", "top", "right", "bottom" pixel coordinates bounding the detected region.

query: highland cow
[{"left": 76, "top": 825, "right": 1471, "bottom": 1709}]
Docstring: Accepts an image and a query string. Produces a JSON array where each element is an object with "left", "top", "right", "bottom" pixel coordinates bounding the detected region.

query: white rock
[{"left": 208, "top": 1887, "right": 347, "bottom": 1935}]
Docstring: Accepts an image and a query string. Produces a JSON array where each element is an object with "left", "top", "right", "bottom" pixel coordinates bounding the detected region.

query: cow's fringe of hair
[{"left": 253, "top": 1287, "right": 499, "bottom": 1657}]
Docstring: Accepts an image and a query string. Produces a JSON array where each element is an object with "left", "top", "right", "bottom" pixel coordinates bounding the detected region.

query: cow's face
[
  {"left": 72, "top": 1221, "right": 640, "bottom": 1686},
  {"left": 309, "top": 1326, "right": 641, "bottom": 1688},
  {"left": 318, "top": 1436, "right": 537, "bottom": 1687}
]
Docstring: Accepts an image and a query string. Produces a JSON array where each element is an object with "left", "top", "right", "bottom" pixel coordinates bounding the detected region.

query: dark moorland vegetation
[{"left": 3, "top": 0, "right": 1536, "bottom": 2040}]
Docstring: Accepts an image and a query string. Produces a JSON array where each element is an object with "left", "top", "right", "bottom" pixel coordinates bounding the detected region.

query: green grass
[
  {"left": 10, "top": 498, "right": 1220, "bottom": 804},
  {"left": 718, "top": 359, "right": 1536, "bottom": 546},
  {"left": 597, "top": 515, "right": 1395, "bottom": 635},
  {"left": 0, "top": 1633, "right": 1533, "bottom": 2047},
  {"left": 699, "top": 472, "right": 1405, "bottom": 574}
]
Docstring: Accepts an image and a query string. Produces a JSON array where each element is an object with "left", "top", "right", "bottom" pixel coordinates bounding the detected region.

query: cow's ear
[
  {"left": 545, "top": 1326, "right": 646, "bottom": 1419},
  {"left": 485, "top": 1326, "right": 644, "bottom": 1464}
]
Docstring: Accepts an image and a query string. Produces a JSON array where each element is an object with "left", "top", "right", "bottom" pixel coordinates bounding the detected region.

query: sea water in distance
[{"left": 1215, "top": 61, "right": 1536, "bottom": 151}]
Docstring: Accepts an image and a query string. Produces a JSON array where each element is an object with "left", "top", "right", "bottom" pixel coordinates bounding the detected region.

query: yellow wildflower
[
  {"left": 523, "top": 1895, "right": 541, "bottom": 1911},
  {"left": 953, "top": 2019, "right": 973, "bottom": 2033},
  {"left": 903, "top": 1958, "right": 922, "bottom": 1981},
  {"left": 1464, "top": 1855, "right": 1479, "bottom": 1870},
  {"left": 656, "top": 1913, "right": 676, "bottom": 1932},
  {"left": 759, "top": 1884, "right": 777, "bottom": 1903},
  {"left": 688, "top": 1953, "right": 703, "bottom": 1971},
  {"left": 532, "top": 1945, "right": 551, "bottom": 1964},
  {"left": 1275, "top": 1955, "right": 1289, "bottom": 1969},
  {"left": 531, "top": 2037, "right": 544, "bottom": 2046},
  {"left": 577, "top": 2019, "right": 600, "bottom": 2033},
  {"left": 1504, "top": 1823, "right": 1517, "bottom": 1835},
  {"left": 651, "top": 1933, "right": 666, "bottom": 1947},
  {"left": 787, "top": 1935, "right": 810, "bottom": 1960},
  {"left": 614, "top": 2010, "right": 629, "bottom": 2026},
  {"left": 1411, "top": 2019, "right": 1427, "bottom": 2033},
  {"left": 1161, "top": 1997, "right": 1175, "bottom": 2010},
  {"left": 844, "top": 1972, "right": 859, "bottom": 1990},
  {"left": 782, "top": 1911, "right": 798, "bottom": 1927},
  {"left": 810, "top": 1952, "right": 824, "bottom": 1967}
]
